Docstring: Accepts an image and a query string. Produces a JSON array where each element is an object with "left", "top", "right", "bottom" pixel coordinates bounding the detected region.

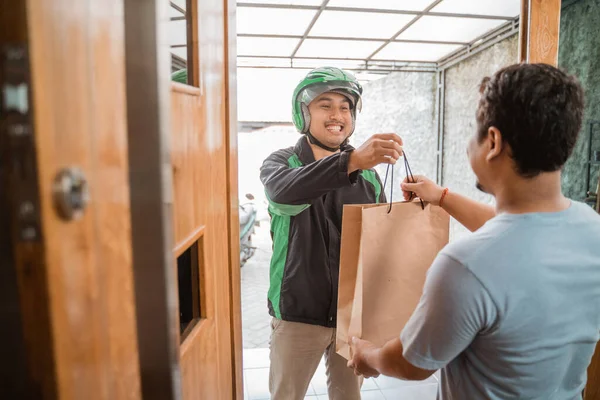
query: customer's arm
[
  {"left": 349, "top": 253, "right": 497, "bottom": 380},
  {"left": 348, "top": 336, "right": 434, "bottom": 381},
  {"left": 401, "top": 175, "right": 495, "bottom": 232}
]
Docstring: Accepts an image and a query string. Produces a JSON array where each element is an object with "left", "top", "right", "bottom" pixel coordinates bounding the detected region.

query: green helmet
[{"left": 292, "top": 67, "right": 363, "bottom": 135}]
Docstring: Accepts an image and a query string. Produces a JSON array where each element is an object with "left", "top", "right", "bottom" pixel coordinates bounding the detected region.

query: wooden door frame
[
  {"left": 0, "top": 154, "right": 32, "bottom": 398},
  {"left": 224, "top": 0, "right": 243, "bottom": 398},
  {"left": 0, "top": 3, "right": 37, "bottom": 396},
  {"left": 123, "top": 0, "right": 182, "bottom": 399},
  {"left": 519, "top": 0, "right": 562, "bottom": 65}
]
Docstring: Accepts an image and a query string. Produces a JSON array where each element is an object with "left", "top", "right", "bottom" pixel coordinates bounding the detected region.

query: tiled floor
[{"left": 243, "top": 348, "right": 439, "bottom": 400}]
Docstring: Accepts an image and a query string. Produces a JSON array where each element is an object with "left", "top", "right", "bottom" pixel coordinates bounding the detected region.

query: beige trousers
[{"left": 269, "top": 318, "right": 363, "bottom": 400}]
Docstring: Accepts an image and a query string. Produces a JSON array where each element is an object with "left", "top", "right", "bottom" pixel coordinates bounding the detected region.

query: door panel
[
  {"left": 168, "top": 0, "right": 241, "bottom": 396},
  {"left": 123, "top": 0, "right": 182, "bottom": 398},
  {"left": 170, "top": 80, "right": 234, "bottom": 398},
  {"left": 1, "top": 0, "right": 141, "bottom": 398},
  {"left": 224, "top": 0, "right": 244, "bottom": 397}
]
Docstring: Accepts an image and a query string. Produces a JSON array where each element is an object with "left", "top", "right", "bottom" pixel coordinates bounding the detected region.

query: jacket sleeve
[{"left": 260, "top": 150, "right": 359, "bottom": 216}]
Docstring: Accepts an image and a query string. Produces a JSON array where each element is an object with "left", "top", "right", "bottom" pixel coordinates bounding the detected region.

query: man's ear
[{"left": 485, "top": 126, "right": 503, "bottom": 162}]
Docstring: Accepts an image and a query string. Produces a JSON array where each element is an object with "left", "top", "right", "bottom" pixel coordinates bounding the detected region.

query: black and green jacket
[{"left": 260, "top": 137, "right": 386, "bottom": 328}]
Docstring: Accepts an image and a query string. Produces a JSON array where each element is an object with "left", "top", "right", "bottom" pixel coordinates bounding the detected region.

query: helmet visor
[{"left": 299, "top": 81, "right": 363, "bottom": 112}]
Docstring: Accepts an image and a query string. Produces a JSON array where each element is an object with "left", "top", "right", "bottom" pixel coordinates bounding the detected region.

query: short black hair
[{"left": 476, "top": 63, "right": 585, "bottom": 177}]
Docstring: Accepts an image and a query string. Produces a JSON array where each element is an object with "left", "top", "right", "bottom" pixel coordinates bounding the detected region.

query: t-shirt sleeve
[{"left": 400, "top": 253, "right": 497, "bottom": 371}]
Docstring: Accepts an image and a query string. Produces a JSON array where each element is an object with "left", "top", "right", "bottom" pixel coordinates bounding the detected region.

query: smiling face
[{"left": 307, "top": 92, "right": 353, "bottom": 149}]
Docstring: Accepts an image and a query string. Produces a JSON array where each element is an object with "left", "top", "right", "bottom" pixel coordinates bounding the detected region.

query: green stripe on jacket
[
  {"left": 360, "top": 169, "right": 382, "bottom": 204},
  {"left": 267, "top": 153, "right": 306, "bottom": 319}
]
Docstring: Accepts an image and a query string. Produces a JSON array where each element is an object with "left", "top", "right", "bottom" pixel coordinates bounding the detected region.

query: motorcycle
[{"left": 239, "top": 193, "right": 259, "bottom": 267}]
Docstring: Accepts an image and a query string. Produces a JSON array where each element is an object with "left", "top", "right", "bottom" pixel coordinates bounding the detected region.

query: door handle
[{"left": 52, "top": 167, "right": 89, "bottom": 221}]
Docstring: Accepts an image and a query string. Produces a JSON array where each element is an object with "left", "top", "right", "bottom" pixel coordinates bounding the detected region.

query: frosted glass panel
[
  {"left": 169, "top": 6, "right": 184, "bottom": 18},
  {"left": 397, "top": 16, "right": 506, "bottom": 42},
  {"left": 237, "top": 37, "right": 300, "bottom": 57},
  {"left": 168, "top": 20, "right": 187, "bottom": 46},
  {"left": 239, "top": 0, "right": 323, "bottom": 4},
  {"left": 431, "top": 0, "right": 520, "bottom": 17},
  {"left": 172, "top": 48, "right": 187, "bottom": 61},
  {"left": 354, "top": 72, "right": 387, "bottom": 82},
  {"left": 295, "top": 39, "right": 384, "bottom": 58},
  {"left": 237, "top": 7, "right": 317, "bottom": 35},
  {"left": 238, "top": 57, "right": 292, "bottom": 68},
  {"left": 310, "top": 11, "right": 413, "bottom": 39},
  {"left": 233, "top": 0, "right": 517, "bottom": 70},
  {"left": 373, "top": 42, "right": 461, "bottom": 61},
  {"left": 292, "top": 58, "right": 365, "bottom": 70},
  {"left": 328, "top": 0, "right": 435, "bottom": 12}
]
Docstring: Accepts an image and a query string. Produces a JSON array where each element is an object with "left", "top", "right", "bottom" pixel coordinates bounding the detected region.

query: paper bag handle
[{"left": 383, "top": 150, "right": 425, "bottom": 213}]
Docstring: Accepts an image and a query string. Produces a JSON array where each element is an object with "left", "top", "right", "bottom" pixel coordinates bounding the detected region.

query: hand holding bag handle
[{"left": 383, "top": 150, "right": 424, "bottom": 213}]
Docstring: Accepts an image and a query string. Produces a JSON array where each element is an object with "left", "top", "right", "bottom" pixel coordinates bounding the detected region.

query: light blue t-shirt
[{"left": 400, "top": 201, "right": 600, "bottom": 400}]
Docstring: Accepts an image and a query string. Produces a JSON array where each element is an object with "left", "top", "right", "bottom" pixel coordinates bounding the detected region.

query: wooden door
[
  {"left": 0, "top": 0, "right": 141, "bottom": 398},
  {"left": 1, "top": 0, "right": 243, "bottom": 397},
  {"left": 167, "top": 0, "right": 243, "bottom": 397}
]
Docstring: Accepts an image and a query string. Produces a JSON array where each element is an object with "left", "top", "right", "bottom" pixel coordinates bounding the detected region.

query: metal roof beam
[
  {"left": 236, "top": 2, "right": 514, "bottom": 20},
  {"left": 236, "top": 33, "right": 469, "bottom": 46},
  {"left": 236, "top": 54, "right": 437, "bottom": 65},
  {"left": 365, "top": 0, "right": 444, "bottom": 62},
  {"left": 436, "top": 18, "right": 519, "bottom": 69},
  {"left": 290, "top": 0, "right": 330, "bottom": 58},
  {"left": 169, "top": 2, "right": 185, "bottom": 15},
  {"left": 237, "top": 65, "right": 436, "bottom": 74}
]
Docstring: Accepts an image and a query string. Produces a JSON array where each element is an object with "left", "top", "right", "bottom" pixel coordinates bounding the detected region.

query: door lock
[{"left": 52, "top": 167, "right": 89, "bottom": 221}]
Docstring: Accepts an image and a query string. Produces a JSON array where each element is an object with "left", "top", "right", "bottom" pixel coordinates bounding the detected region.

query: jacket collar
[{"left": 294, "top": 135, "right": 355, "bottom": 165}]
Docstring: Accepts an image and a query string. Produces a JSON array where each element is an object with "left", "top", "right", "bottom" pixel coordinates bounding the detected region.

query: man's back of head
[{"left": 468, "top": 63, "right": 585, "bottom": 210}]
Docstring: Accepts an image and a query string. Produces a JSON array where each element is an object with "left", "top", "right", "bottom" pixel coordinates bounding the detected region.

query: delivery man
[
  {"left": 348, "top": 63, "right": 600, "bottom": 400},
  {"left": 260, "top": 66, "right": 403, "bottom": 400}
]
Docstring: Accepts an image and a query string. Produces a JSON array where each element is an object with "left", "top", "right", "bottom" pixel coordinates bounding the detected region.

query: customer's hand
[
  {"left": 347, "top": 337, "right": 381, "bottom": 379},
  {"left": 401, "top": 175, "right": 444, "bottom": 205},
  {"left": 348, "top": 133, "right": 403, "bottom": 173}
]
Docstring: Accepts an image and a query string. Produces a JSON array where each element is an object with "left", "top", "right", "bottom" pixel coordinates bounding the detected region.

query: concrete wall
[
  {"left": 441, "top": 35, "right": 519, "bottom": 239},
  {"left": 352, "top": 71, "right": 437, "bottom": 202},
  {"left": 558, "top": 0, "right": 600, "bottom": 202}
]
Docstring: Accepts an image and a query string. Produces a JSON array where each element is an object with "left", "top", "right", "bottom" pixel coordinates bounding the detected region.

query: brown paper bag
[{"left": 336, "top": 199, "right": 450, "bottom": 360}]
